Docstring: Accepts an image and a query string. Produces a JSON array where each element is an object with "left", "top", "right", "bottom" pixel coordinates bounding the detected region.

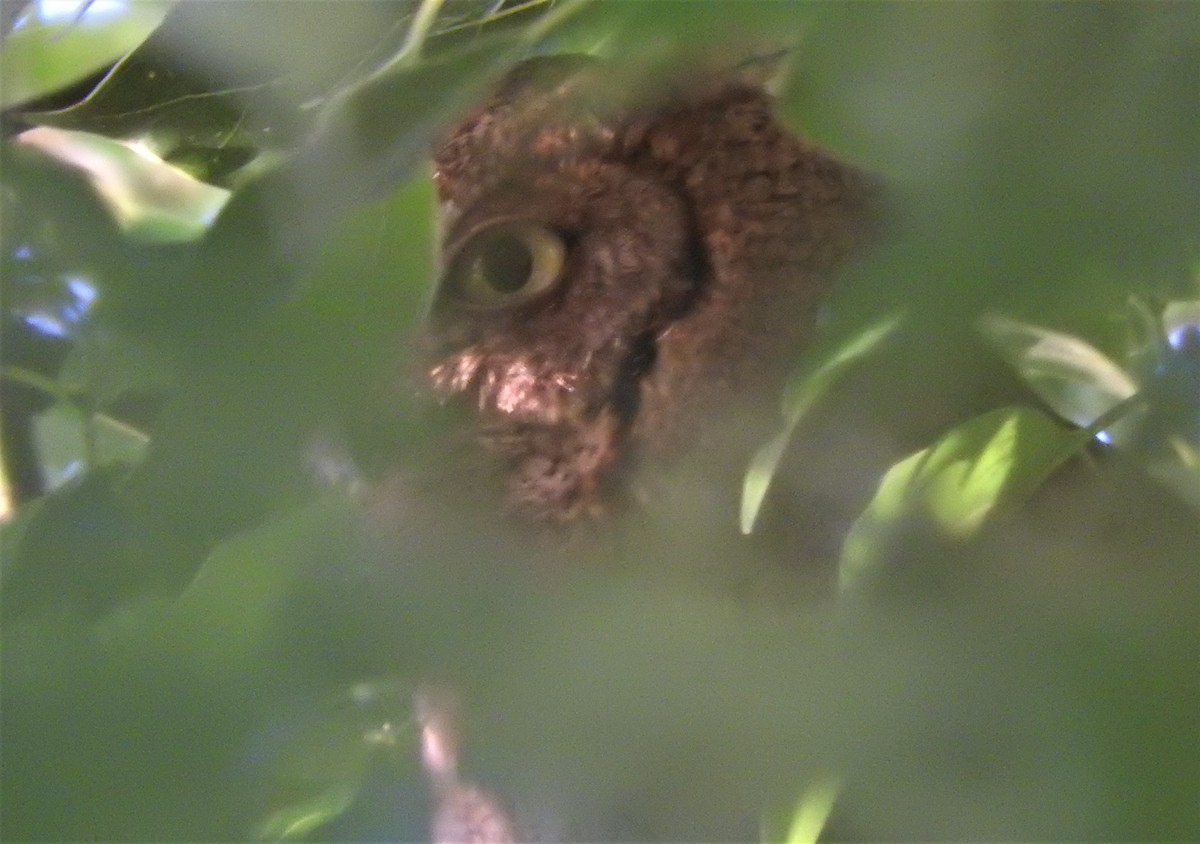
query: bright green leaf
[
  {"left": 0, "top": 0, "right": 174, "bottom": 109},
  {"left": 17, "top": 127, "right": 230, "bottom": 242},
  {"left": 783, "top": 775, "right": 841, "bottom": 844},
  {"left": 841, "top": 406, "right": 1081, "bottom": 588},
  {"left": 980, "top": 314, "right": 1139, "bottom": 441},
  {"left": 741, "top": 429, "right": 796, "bottom": 537}
]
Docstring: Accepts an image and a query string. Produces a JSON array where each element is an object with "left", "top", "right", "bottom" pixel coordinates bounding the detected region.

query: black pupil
[{"left": 478, "top": 234, "right": 533, "bottom": 293}]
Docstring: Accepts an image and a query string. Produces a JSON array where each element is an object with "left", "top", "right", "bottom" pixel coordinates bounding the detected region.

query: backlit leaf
[
  {"left": 840, "top": 406, "right": 1081, "bottom": 587},
  {"left": 741, "top": 312, "right": 904, "bottom": 534},
  {"left": 1, "top": 0, "right": 174, "bottom": 109},
  {"left": 783, "top": 775, "right": 841, "bottom": 844},
  {"left": 17, "top": 127, "right": 229, "bottom": 242},
  {"left": 981, "top": 314, "right": 1139, "bottom": 442}
]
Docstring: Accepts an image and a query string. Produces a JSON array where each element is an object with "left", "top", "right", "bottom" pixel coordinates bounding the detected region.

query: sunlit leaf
[
  {"left": 981, "top": 314, "right": 1139, "bottom": 442},
  {"left": 741, "top": 312, "right": 904, "bottom": 534},
  {"left": 17, "top": 127, "right": 230, "bottom": 242},
  {"left": 742, "top": 429, "right": 795, "bottom": 536},
  {"left": 783, "top": 775, "right": 841, "bottom": 844},
  {"left": 841, "top": 406, "right": 1081, "bottom": 587},
  {"left": 0, "top": 0, "right": 174, "bottom": 109}
]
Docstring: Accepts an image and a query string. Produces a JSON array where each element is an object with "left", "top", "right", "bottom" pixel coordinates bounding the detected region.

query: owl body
[{"left": 423, "top": 57, "right": 878, "bottom": 523}]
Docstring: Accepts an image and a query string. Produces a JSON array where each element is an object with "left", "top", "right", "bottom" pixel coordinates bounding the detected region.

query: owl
[{"left": 420, "top": 55, "right": 879, "bottom": 525}]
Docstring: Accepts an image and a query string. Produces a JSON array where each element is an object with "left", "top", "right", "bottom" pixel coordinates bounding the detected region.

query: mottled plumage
[{"left": 422, "top": 56, "right": 878, "bottom": 523}]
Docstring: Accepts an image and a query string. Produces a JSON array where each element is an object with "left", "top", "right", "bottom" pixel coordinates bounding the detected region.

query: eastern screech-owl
[{"left": 420, "top": 55, "right": 878, "bottom": 525}]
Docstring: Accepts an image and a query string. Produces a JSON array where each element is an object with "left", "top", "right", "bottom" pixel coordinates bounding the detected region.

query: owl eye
[{"left": 445, "top": 222, "right": 567, "bottom": 307}]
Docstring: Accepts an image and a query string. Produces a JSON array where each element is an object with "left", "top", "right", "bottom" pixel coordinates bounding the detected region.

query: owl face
[{"left": 421, "top": 57, "right": 878, "bottom": 523}]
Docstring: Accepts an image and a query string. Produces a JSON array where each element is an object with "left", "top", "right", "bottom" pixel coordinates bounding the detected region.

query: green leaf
[
  {"left": 1146, "top": 452, "right": 1200, "bottom": 513},
  {"left": 17, "top": 127, "right": 230, "bottom": 242},
  {"left": 741, "top": 312, "right": 904, "bottom": 534},
  {"left": 783, "top": 775, "right": 841, "bottom": 844},
  {"left": 192, "top": 23, "right": 528, "bottom": 281},
  {"left": 0, "top": 0, "right": 174, "bottom": 109},
  {"left": 840, "top": 406, "right": 1081, "bottom": 588},
  {"left": 0, "top": 462, "right": 136, "bottom": 618},
  {"left": 980, "top": 314, "right": 1139, "bottom": 441},
  {"left": 0, "top": 496, "right": 46, "bottom": 582},
  {"left": 59, "top": 328, "right": 175, "bottom": 409},
  {"left": 107, "top": 172, "right": 435, "bottom": 584},
  {"left": 779, "top": 313, "right": 907, "bottom": 426},
  {"left": 252, "top": 782, "right": 360, "bottom": 841},
  {"left": 2, "top": 139, "right": 135, "bottom": 301},
  {"left": 742, "top": 429, "right": 796, "bottom": 536},
  {"left": 17, "top": 1, "right": 391, "bottom": 150},
  {"left": 250, "top": 678, "right": 414, "bottom": 840},
  {"left": 152, "top": 492, "right": 362, "bottom": 673},
  {"left": 32, "top": 400, "right": 149, "bottom": 487}
]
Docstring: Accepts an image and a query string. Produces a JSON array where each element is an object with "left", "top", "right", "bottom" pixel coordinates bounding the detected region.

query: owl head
[{"left": 420, "top": 56, "right": 878, "bottom": 524}]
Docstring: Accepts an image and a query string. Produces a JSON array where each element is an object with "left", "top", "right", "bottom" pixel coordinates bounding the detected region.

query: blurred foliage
[
  {"left": 840, "top": 405, "right": 1087, "bottom": 588},
  {"left": 0, "top": 0, "right": 174, "bottom": 109},
  {"left": 2, "top": 1, "right": 1198, "bottom": 841},
  {"left": 742, "top": 311, "right": 904, "bottom": 535}
]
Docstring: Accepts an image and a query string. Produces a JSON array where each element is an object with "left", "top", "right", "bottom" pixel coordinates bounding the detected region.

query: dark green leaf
[
  {"left": 249, "top": 677, "right": 414, "bottom": 840},
  {"left": 138, "top": 492, "right": 362, "bottom": 673},
  {"left": 58, "top": 328, "right": 175, "bottom": 409},
  {"left": 0, "top": 462, "right": 136, "bottom": 618}
]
